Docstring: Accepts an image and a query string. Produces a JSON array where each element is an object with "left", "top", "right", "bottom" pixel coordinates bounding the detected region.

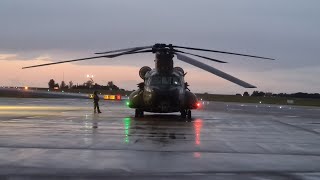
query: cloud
[
  {"left": 0, "top": 54, "right": 18, "bottom": 60},
  {"left": 0, "top": 53, "right": 53, "bottom": 62},
  {"left": 34, "top": 55, "right": 52, "bottom": 62}
]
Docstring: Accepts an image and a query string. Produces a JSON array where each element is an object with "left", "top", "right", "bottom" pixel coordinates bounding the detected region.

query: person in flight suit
[{"left": 93, "top": 91, "right": 102, "bottom": 113}]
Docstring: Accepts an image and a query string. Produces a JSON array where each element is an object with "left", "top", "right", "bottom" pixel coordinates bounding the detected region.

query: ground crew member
[{"left": 93, "top": 91, "right": 102, "bottom": 113}]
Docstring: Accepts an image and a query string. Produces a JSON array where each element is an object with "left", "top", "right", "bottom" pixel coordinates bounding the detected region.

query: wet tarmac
[{"left": 0, "top": 98, "right": 320, "bottom": 179}]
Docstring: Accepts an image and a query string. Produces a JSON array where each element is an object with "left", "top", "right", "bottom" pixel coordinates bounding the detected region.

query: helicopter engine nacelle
[
  {"left": 174, "top": 67, "right": 184, "bottom": 75},
  {"left": 139, "top": 66, "right": 152, "bottom": 79}
]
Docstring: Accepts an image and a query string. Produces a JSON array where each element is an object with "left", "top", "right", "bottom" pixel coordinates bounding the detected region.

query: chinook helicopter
[{"left": 22, "top": 43, "right": 274, "bottom": 118}]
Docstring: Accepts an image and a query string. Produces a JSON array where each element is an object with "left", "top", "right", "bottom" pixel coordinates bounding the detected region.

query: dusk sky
[{"left": 1, "top": 0, "right": 319, "bottom": 94}]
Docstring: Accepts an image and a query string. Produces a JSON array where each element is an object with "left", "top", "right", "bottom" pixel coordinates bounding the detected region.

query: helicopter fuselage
[
  {"left": 128, "top": 48, "right": 199, "bottom": 116},
  {"left": 128, "top": 68, "right": 198, "bottom": 113}
]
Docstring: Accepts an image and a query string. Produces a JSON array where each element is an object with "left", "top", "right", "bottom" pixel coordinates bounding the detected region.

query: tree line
[
  {"left": 48, "top": 79, "right": 124, "bottom": 91},
  {"left": 242, "top": 91, "right": 320, "bottom": 99},
  {"left": 48, "top": 79, "right": 319, "bottom": 98}
]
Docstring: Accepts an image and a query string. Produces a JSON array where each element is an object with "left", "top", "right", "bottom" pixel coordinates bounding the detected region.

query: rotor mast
[{"left": 152, "top": 44, "right": 174, "bottom": 74}]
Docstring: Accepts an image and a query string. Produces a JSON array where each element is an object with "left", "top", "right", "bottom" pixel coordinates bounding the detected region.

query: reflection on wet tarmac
[
  {"left": 116, "top": 115, "right": 204, "bottom": 147},
  {"left": 123, "top": 117, "right": 131, "bottom": 143},
  {"left": 92, "top": 114, "right": 99, "bottom": 129},
  {"left": 193, "top": 152, "right": 201, "bottom": 158},
  {"left": 79, "top": 113, "right": 204, "bottom": 146},
  {"left": 193, "top": 119, "right": 203, "bottom": 145}
]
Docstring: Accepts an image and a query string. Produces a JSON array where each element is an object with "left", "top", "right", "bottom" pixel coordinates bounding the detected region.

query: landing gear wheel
[
  {"left": 135, "top": 109, "right": 139, "bottom": 117},
  {"left": 187, "top": 110, "right": 192, "bottom": 119},
  {"left": 135, "top": 109, "right": 144, "bottom": 117},
  {"left": 180, "top": 110, "right": 186, "bottom": 118},
  {"left": 139, "top": 110, "right": 144, "bottom": 117}
]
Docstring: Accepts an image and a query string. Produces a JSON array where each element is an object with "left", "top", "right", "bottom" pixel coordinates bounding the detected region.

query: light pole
[
  {"left": 86, "top": 74, "right": 94, "bottom": 78},
  {"left": 86, "top": 74, "right": 94, "bottom": 88}
]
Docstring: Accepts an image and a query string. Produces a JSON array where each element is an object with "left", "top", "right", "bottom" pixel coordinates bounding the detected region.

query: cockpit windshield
[{"left": 150, "top": 76, "right": 181, "bottom": 86}]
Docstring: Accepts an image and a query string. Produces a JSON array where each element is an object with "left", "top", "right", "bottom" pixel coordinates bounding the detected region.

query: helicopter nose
[{"left": 150, "top": 88, "right": 180, "bottom": 105}]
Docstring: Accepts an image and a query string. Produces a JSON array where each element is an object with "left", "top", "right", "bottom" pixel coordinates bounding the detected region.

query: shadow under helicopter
[
  {"left": 134, "top": 114, "right": 194, "bottom": 121},
  {"left": 122, "top": 114, "right": 203, "bottom": 147}
]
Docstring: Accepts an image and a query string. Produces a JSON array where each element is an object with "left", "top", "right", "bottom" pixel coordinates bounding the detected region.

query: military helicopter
[{"left": 22, "top": 43, "right": 274, "bottom": 118}]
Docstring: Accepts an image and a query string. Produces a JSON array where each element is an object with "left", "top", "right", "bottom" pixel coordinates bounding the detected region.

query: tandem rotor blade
[
  {"left": 174, "top": 49, "right": 227, "bottom": 63},
  {"left": 175, "top": 52, "right": 256, "bottom": 88},
  {"left": 105, "top": 49, "right": 152, "bottom": 58},
  {"left": 22, "top": 55, "right": 113, "bottom": 69},
  {"left": 173, "top": 45, "right": 275, "bottom": 60},
  {"left": 22, "top": 50, "right": 152, "bottom": 69},
  {"left": 95, "top": 46, "right": 152, "bottom": 54}
]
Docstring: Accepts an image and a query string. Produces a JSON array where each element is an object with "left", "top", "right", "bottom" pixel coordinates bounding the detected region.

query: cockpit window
[
  {"left": 150, "top": 76, "right": 181, "bottom": 86},
  {"left": 150, "top": 76, "right": 162, "bottom": 85}
]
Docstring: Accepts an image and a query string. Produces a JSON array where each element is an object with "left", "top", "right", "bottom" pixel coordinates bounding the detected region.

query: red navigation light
[{"left": 116, "top": 95, "right": 121, "bottom": 100}]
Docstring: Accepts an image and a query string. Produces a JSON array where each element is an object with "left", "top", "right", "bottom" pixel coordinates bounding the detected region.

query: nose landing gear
[
  {"left": 180, "top": 109, "right": 191, "bottom": 119},
  {"left": 135, "top": 109, "right": 144, "bottom": 117}
]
